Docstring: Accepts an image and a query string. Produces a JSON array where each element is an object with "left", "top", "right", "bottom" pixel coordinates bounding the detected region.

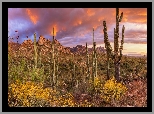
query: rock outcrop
[{"left": 9, "top": 36, "right": 106, "bottom": 60}]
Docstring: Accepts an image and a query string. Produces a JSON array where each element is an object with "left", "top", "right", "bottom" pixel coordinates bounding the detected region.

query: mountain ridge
[{"left": 8, "top": 36, "right": 106, "bottom": 57}]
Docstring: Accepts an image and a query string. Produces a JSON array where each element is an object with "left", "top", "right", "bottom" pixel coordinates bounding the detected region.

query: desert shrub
[
  {"left": 8, "top": 56, "right": 27, "bottom": 83},
  {"left": 55, "top": 92, "right": 77, "bottom": 107},
  {"left": 8, "top": 80, "right": 51, "bottom": 107},
  {"left": 8, "top": 80, "right": 77, "bottom": 107},
  {"left": 94, "top": 77, "right": 103, "bottom": 93},
  {"left": 101, "top": 76, "right": 127, "bottom": 103},
  {"left": 27, "top": 66, "right": 45, "bottom": 83},
  {"left": 8, "top": 49, "right": 45, "bottom": 83},
  {"left": 87, "top": 77, "right": 103, "bottom": 95}
]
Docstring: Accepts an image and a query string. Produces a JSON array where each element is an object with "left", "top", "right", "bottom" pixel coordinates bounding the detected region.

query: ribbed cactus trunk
[
  {"left": 94, "top": 42, "right": 97, "bottom": 78},
  {"left": 56, "top": 57, "right": 59, "bottom": 87},
  {"left": 114, "top": 8, "right": 124, "bottom": 82},
  {"left": 91, "top": 28, "right": 98, "bottom": 91},
  {"left": 86, "top": 42, "right": 90, "bottom": 80},
  {"left": 38, "top": 45, "right": 42, "bottom": 68},
  {"left": 52, "top": 28, "right": 56, "bottom": 88},
  {"left": 92, "top": 28, "right": 95, "bottom": 88},
  {"left": 107, "top": 55, "right": 110, "bottom": 80},
  {"left": 34, "top": 33, "right": 37, "bottom": 68},
  {"left": 103, "top": 8, "right": 125, "bottom": 82},
  {"left": 103, "top": 21, "right": 113, "bottom": 80}
]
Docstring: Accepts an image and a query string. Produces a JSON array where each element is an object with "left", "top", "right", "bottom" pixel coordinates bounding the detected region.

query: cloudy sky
[{"left": 8, "top": 8, "right": 147, "bottom": 56}]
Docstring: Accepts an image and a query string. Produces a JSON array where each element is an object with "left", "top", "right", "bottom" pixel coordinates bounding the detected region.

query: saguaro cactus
[
  {"left": 92, "top": 28, "right": 95, "bottom": 86},
  {"left": 52, "top": 27, "right": 56, "bottom": 88},
  {"left": 38, "top": 45, "right": 42, "bottom": 68},
  {"left": 56, "top": 57, "right": 59, "bottom": 87},
  {"left": 91, "top": 28, "right": 98, "bottom": 90},
  {"left": 93, "top": 42, "right": 97, "bottom": 78},
  {"left": 34, "top": 33, "right": 37, "bottom": 68},
  {"left": 103, "top": 21, "right": 112, "bottom": 80},
  {"left": 86, "top": 42, "right": 90, "bottom": 79},
  {"left": 103, "top": 8, "right": 125, "bottom": 82}
]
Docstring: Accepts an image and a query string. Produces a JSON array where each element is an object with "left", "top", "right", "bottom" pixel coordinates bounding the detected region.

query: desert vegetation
[{"left": 8, "top": 8, "right": 147, "bottom": 107}]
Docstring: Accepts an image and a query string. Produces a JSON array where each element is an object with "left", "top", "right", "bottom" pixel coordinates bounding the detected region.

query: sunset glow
[
  {"left": 8, "top": 8, "right": 147, "bottom": 56},
  {"left": 26, "top": 9, "right": 38, "bottom": 25}
]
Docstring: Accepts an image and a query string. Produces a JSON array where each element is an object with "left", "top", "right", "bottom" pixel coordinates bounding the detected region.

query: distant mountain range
[
  {"left": 8, "top": 36, "right": 146, "bottom": 58},
  {"left": 8, "top": 36, "right": 106, "bottom": 57}
]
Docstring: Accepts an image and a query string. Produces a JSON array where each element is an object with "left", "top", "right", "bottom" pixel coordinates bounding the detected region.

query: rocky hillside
[
  {"left": 8, "top": 36, "right": 106, "bottom": 59},
  {"left": 8, "top": 36, "right": 72, "bottom": 58}
]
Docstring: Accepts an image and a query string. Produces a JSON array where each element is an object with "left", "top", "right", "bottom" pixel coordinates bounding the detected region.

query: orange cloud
[
  {"left": 62, "top": 27, "right": 66, "bottom": 31},
  {"left": 73, "top": 20, "right": 82, "bottom": 26},
  {"left": 111, "top": 8, "right": 147, "bottom": 24},
  {"left": 86, "top": 9, "right": 95, "bottom": 16},
  {"left": 121, "top": 8, "right": 147, "bottom": 23},
  {"left": 26, "top": 9, "right": 38, "bottom": 25}
]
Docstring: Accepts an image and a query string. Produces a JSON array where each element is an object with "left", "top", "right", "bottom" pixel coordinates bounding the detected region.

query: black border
[{"left": 3, "top": 2, "right": 152, "bottom": 112}]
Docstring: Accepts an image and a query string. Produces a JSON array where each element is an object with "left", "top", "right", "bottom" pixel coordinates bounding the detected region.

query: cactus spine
[
  {"left": 103, "top": 8, "right": 125, "bottom": 81},
  {"left": 34, "top": 33, "right": 37, "bottom": 68}
]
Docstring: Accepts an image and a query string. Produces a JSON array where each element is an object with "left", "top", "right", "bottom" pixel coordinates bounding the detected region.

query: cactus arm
[{"left": 103, "top": 21, "right": 114, "bottom": 59}]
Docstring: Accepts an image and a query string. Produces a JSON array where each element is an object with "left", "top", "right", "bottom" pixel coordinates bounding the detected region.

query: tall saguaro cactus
[
  {"left": 93, "top": 42, "right": 97, "bottom": 78},
  {"left": 34, "top": 33, "right": 37, "bottom": 68},
  {"left": 103, "top": 21, "right": 112, "bottom": 80},
  {"left": 92, "top": 28, "right": 95, "bottom": 86},
  {"left": 52, "top": 27, "right": 56, "bottom": 88},
  {"left": 86, "top": 42, "right": 90, "bottom": 79},
  {"left": 91, "top": 28, "right": 98, "bottom": 89},
  {"left": 103, "top": 8, "right": 125, "bottom": 82}
]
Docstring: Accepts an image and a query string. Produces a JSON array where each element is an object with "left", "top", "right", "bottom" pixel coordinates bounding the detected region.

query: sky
[{"left": 8, "top": 8, "right": 147, "bottom": 56}]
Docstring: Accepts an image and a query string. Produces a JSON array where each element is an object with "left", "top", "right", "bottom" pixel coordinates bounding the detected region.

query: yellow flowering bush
[
  {"left": 77, "top": 100, "right": 93, "bottom": 107},
  {"left": 8, "top": 80, "right": 53, "bottom": 107},
  {"left": 56, "top": 93, "right": 77, "bottom": 107},
  {"left": 101, "top": 76, "right": 127, "bottom": 103},
  {"left": 8, "top": 76, "right": 127, "bottom": 107},
  {"left": 94, "top": 77, "right": 101, "bottom": 87},
  {"left": 88, "top": 77, "right": 102, "bottom": 92},
  {"left": 94, "top": 77, "right": 103, "bottom": 93},
  {"left": 8, "top": 80, "right": 77, "bottom": 107}
]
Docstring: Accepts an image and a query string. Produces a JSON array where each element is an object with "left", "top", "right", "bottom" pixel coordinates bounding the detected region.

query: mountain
[
  {"left": 69, "top": 45, "right": 106, "bottom": 55},
  {"left": 8, "top": 36, "right": 106, "bottom": 59}
]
